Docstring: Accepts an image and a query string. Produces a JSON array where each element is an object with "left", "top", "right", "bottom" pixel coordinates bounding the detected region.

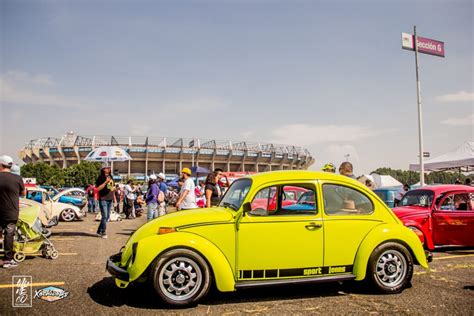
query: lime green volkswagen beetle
[{"left": 107, "top": 171, "right": 429, "bottom": 306}]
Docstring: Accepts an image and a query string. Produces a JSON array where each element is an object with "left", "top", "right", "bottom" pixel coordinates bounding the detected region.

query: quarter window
[{"left": 323, "top": 184, "right": 374, "bottom": 215}]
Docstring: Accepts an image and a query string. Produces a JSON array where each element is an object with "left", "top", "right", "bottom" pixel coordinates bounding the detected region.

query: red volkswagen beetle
[{"left": 392, "top": 185, "right": 474, "bottom": 250}]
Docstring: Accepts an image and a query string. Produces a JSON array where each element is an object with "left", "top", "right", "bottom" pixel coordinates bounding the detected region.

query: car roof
[
  {"left": 26, "top": 186, "right": 47, "bottom": 193},
  {"left": 243, "top": 170, "right": 361, "bottom": 187},
  {"left": 412, "top": 184, "right": 474, "bottom": 194}
]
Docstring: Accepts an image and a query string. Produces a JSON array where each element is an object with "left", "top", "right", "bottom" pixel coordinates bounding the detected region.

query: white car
[{"left": 25, "top": 187, "right": 86, "bottom": 222}]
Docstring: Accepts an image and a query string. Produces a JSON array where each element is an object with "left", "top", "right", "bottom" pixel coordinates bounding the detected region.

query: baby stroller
[{"left": 12, "top": 204, "right": 59, "bottom": 262}]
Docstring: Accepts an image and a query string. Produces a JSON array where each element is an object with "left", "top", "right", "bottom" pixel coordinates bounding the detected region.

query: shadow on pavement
[
  {"left": 51, "top": 232, "right": 99, "bottom": 237},
  {"left": 88, "top": 277, "right": 169, "bottom": 309},
  {"left": 88, "top": 277, "right": 362, "bottom": 310}
]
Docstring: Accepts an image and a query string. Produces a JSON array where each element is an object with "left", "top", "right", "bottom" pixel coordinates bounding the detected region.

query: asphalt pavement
[{"left": 1, "top": 211, "right": 473, "bottom": 315}]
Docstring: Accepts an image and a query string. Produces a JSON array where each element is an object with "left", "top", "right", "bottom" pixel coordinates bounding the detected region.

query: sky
[{"left": 1, "top": 0, "right": 473, "bottom": 175}]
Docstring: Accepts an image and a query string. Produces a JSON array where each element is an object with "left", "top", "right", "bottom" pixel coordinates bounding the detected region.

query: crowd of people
[{"left": 84, "top": 166, "right": 231, "bottom": 239}]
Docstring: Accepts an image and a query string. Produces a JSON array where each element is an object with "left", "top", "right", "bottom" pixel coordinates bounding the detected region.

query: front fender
[
  {"left": 353, "top": 224, "right": 429, "bottom": 281},
  {"left": 129, "top": 232, "right": 235, "bottom": 292}
]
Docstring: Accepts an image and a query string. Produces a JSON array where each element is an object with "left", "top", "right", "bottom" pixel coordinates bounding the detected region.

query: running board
[{"left": 235, "top": 274, "right": 356, "bottom": 289}]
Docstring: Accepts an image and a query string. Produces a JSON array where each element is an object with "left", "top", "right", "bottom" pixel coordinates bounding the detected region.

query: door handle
[{"left": 305, "top": 222, "right": 322, "bottom": 230}]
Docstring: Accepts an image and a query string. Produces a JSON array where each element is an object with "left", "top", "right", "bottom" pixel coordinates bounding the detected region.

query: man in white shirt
[
  {"left": 124, "top": 180, "right": 137, "bottom": 218},
  {"left": 175, "top": 168, "right": 198, "bottom": 210}
]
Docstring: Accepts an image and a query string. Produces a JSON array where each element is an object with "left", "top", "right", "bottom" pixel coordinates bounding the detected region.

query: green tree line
[
  {"left": 21, "top": 162, "right": 102, "bottom": 188},
  {"left": 371, "top": 167, "right": 471, "bottom": 186}
]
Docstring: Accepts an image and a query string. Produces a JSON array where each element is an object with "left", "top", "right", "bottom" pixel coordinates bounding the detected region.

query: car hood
[
  {"left": 392, "top": 206, "right": 430, "bottom": 219},
  {"left": 122, "top": 207, "right": 235, "bottom": 260}
]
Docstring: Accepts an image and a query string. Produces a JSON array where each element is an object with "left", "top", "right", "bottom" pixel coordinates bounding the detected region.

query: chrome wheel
[
  {"left": 152, "top": 249, "right": 211, "bottom": 306},
  {"left": 158, "top": 257, "right": 202, "bottom": 302},
  {"left": 61, "top": 209, "right": 76, "bottom": 221},
  {"left": 375, "top": 249, "right": 407, "bottom": 288}
]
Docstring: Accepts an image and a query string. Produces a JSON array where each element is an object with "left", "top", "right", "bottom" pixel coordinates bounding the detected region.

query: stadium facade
[{"left": 20, "top": 133, "right": 315, "bottom": 179}]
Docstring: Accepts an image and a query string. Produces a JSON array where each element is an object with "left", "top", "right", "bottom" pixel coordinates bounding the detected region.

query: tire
[
  {"left": 60, "top": 208, "right": 76, "bottom": 222},
  {"left": 366, "top": 242, "right": 413, "bottom": 294},
  {"left": 50, "top": 249, "right": 59, "bottom": 260},
  {"left": 150, "top": 249, "right": 212, "bottom": 306},
  {"left": 14, "top": 252, "right": 25, "bottom": 262}
]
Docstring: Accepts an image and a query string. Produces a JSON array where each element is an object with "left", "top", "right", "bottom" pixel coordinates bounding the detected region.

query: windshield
[
  {"left": 400, "top": 190, "right": 434, "bottom": 208},
  {"left": 219, "top": 178, "right": 252, "bottom": 211}
]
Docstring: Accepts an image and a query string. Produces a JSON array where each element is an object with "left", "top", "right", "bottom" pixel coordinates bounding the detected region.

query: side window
[
  {"left": 250, "top": 186, "right": 277, "bottom": 215},
  {"left": 440, "top": 194, "right": 455, "bottom": 210},
  {"left": 440, "top": 193, "right": 470, "bottom": 211},
  {"left": 323, "top": 184, "right": 374, "bottom": 215},
  {"left": 250, "top": 184, "right": 317, "bottom": 216},
  {"left": 280, "top": 185, "right": 317, "bottom": 215}
]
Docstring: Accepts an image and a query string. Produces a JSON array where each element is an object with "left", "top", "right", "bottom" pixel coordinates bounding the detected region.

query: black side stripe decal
[{"left": 239, "top": 265, "right": 353, "bottom": 279}]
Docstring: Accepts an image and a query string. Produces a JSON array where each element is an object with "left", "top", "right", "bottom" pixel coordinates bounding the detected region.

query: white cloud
[
  {"left": 435, "top": 91, "right": 474, "bottom": 103},
  {"left": 4, "top": 70, "right": 54, "bottom": 86},
  {"left": 164, "top": 97, "right": 229, "bottom": 112},
  {"left": 441, "top": 114, "right": 474, "bottom": 126},
  {"left": 270, "top": 123, "right": 388, "bottom": 147},
  {"left": 0, "top": 75, "right": 95, "bottom": 109}
]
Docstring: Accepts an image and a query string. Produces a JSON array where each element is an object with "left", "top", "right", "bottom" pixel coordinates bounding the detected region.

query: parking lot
[{"left": 1, "top": 213, "right": 473, "bottom": 315}]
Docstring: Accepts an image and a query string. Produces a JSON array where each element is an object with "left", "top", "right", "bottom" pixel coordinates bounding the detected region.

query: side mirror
[{"left": 243, "top": 202, "right": 251, "bottom": 213}]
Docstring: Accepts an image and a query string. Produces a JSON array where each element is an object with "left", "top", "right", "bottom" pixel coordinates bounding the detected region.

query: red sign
[{"left": 402, "top": 33, "right": 445, "bottom": 57}]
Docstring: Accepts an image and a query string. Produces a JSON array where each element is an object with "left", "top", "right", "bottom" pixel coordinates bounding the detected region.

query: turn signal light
[{"left": 158, "top": 227, "right": 176, "bottom": 235}]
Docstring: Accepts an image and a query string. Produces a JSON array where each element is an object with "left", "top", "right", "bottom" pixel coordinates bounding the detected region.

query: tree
[
  {"left": 371, "top": 167, "right": 470, "bottom": 185},
  {"left": 20, "top": 161, "right": 101, "bottom": 188}
]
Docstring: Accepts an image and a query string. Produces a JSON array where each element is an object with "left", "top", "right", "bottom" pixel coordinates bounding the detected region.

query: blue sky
[{"left": 1, "top": 0, "right": 472, "bottom": 174}]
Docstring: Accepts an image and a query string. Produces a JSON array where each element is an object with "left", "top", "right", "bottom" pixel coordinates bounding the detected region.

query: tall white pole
[{"left": 414, "top": 25, "right": 425, "bottom": 186}]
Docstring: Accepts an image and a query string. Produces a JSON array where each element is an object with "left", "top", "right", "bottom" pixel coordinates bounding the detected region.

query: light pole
[{"left": 414, "top": 25, "right": 425, "bottom": 186}]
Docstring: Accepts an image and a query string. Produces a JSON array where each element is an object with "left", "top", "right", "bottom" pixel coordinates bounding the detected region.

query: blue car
[
  {"left": 39, "top": 186, "right": 87, "bottom": 207},
  {"left": 373, "top": 187, "right": 402, "bottom": 208}
]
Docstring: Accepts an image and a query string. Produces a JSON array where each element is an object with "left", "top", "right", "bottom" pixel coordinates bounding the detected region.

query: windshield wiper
[{"left": 222, "top": 202, "right": 238, "bottom": 211}]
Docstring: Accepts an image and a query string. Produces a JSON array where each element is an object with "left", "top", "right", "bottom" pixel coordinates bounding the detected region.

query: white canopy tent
[
  {"left": 409, "top": 141, "right": 474, "bottom": 172},
  {"left": 358, "top": 174, "right": 403, "bottom": 189}
]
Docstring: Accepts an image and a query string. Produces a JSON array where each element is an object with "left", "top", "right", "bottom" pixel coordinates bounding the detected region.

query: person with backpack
[{"left": 157, "top": 173, "right": 167, "bottom": 216}]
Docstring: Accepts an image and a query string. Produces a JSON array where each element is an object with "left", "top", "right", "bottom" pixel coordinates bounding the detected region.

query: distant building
[{"left": 20, "top": 133, "right": 314, "bottom": 179}]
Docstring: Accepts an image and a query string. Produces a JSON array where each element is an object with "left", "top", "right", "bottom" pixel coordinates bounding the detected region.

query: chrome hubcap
[
  {"left": 63, "top": 209, "right": 75, "bottom": 221},
  {"left": 158, "top": 257, "right": 202, "bottom": 301},
  {"left": 375, "top": 250, "right": 407, "bottom": 287}
]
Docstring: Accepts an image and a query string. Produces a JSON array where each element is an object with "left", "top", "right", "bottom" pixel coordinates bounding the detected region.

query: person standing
[
  {"left": 339, "top": 162, "right": 357, "bottom": 179},
  {"left": 146, "top": 175, "right": 159, "bottom": 221},
  {"left": 95, "top": 166, "right": 115, "bottom": 238},
  {"left": 0, "top": 155, "right": 26, "bottom": 268},
  {"left": 86, "top": 184, "right": 96, "bottom": 213},
  {"left": 175, "top": 168, "right": 198, "bottom": 210},
  {"left": 214, "top": 168, "right": 229, "bottom": 198},
  {"left": 205, "top": 172, "right": 220, "bottom": 208},
  {"left": 157, "top": 173, "right": 168, "bottom": 216},
  {"left": 124, "top": 180, "right": 137, "bottom": 218},
  {"left": 321, "top": 163, "right": 336, "bottom": 173},
  {"left": 394, "top": 184, "right": 410, "bottom": 207}
]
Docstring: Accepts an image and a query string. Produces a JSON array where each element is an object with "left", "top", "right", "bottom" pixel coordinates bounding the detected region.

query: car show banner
[{"left": 402, "top": 32, "right": 445, "bottom": 57}]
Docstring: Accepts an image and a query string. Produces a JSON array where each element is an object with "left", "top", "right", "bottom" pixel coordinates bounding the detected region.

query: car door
[
  {"left": 237, "top": 182, "right": 324, "bottom": 281},
  {"left": 321, "top": 181, "right": 382, "bottom": 269},
  {"left": 432, "top": 191, "right": 474, "bottom": 247}
]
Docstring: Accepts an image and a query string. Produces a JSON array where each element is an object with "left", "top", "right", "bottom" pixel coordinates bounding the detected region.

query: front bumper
[{"left": 106, "top": 253, "right": 129, "bottom": 282}]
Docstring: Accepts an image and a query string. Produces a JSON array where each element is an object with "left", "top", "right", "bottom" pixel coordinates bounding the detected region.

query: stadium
[{"left": 19, "top": 132, "right": 315, "bottom": 179}]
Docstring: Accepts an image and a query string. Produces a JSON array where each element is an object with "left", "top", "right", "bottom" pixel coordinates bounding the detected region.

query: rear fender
[
  {"left": 129, "top": 232, "right": 235, "bottom": 292},
  {"left": 353, "top": 224, "right": 429, "bottom": 281}
]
